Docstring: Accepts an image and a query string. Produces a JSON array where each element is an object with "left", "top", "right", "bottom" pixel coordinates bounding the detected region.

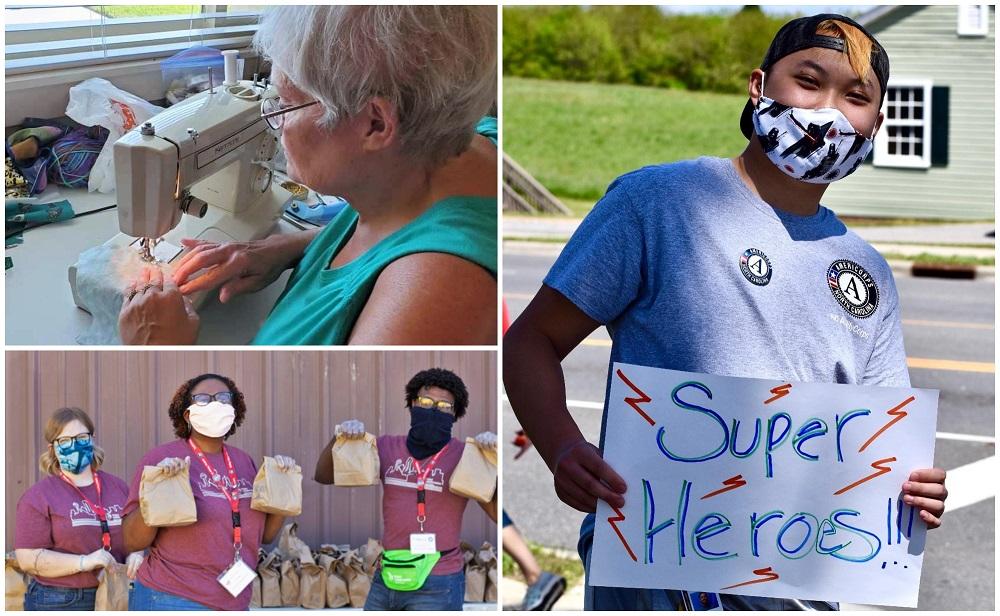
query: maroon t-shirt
[
  {"left": 123, "top": 439, "right": 266, "bottom": 611},
  {"left": 377, "top": 435, "right": 470, "bottom": 575},
  {"left": 14, "top": 470, "right": 130, "bottom": 588}
]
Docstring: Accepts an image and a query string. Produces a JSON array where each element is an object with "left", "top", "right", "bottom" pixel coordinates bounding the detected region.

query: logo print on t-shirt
[
  {"left": 740, "top": 248, "right": 772, "bottom": 286},
  {"left": 827, "top": 259, "right": 879, "bottom": 319}
]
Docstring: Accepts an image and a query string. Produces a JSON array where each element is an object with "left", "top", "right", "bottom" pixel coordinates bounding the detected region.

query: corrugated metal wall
[
  {"left": 5, "top": 350, "right": 498, "bottom": 551},
  {"left": 824, "top": 4, "right": 995, "bottom": 220}
]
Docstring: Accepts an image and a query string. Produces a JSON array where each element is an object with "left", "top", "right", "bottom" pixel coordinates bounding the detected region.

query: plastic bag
[
  {"left": 65, "top": 78, "right": 163, "bottom": 194},
  {"left": 161, "top": 46, "right": 227, "bottom": 105}
]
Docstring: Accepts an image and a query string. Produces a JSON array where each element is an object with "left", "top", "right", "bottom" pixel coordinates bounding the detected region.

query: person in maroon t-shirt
[
  {"left": 315, "top": 367, "right": 498, "bottom": 611},
  {"left": 120, "top": 373, "right": 299, "bottom": 611},
  {"left": 15, "top": 407, "right": 144, "bottom": 611}
]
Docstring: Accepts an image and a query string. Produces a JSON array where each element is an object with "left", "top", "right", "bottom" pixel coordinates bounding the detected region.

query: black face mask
[{"left": 406, "top": 406, "right": 455, "bottom": 460}]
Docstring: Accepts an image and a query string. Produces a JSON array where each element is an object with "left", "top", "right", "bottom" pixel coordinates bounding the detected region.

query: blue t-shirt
[{"left": 544, "top": 156, "right": 908, "bottom": 609}]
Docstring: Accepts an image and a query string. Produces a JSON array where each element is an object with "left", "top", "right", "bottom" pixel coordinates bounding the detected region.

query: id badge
[
  {"left": 217, "top": 558, "right": 256, "bottom": 597},
  {"left": 410, "top": 532, "right": 437, "bottom": 554},
  {"left": 685, "top": 591, "right": 723, "bottom": 611}
]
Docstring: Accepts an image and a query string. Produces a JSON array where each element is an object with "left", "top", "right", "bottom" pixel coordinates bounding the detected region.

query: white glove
[
  {"left": 273, "top": 454, "right": 298, "bottom": 472},
  {"left": 474, "top": 431, "right": 497, "bottom": 451},
  {"left": 125, "top": 551, "right": 144, "bottom": 579},
  {"left": 156, "top": 456, "right": 190, "bottom": 476},
  {"left": 336, "top": 420, "right": 365, "bottom": 439},
  {"left": 82, "top": 548, "right": 115, "bottom": 572}
]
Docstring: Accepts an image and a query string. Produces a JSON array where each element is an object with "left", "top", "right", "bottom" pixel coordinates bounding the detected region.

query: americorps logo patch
[
  {"left": 827, "top": 259, "right": 879, "bottom": 319},
  {"left": 740, "top": 248, "right": 772, "bottom": 286}
]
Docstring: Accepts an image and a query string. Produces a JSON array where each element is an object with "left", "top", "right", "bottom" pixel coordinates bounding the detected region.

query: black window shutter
[{"left": 931, "top": 86, "right": 949, "bottom": 167}]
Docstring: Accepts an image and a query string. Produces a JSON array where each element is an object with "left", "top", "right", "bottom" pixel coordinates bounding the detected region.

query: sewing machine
[{"left": 68, "top": 78, "right": 291, "bottom": 312}]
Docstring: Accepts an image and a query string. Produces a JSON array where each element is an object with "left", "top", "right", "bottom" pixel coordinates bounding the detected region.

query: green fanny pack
[{"left": 379, "top": 549, "right": 444, "bottom": 591}]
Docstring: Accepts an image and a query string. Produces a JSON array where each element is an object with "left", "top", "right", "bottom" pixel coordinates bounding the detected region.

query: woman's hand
[
  {"left": 155, "top": 456, "right": 190, "bottom": 476},
  {"left": 172, "top": 232, "right": 317, "bottom": 302},
  {"left": 274, "top": 455, "right": 298, "bottom": 472},
  {"left": 902, "top": 468, "right": 948, "bottom": 529},
  {"left": 125, "top": 551, "right": 144, "bottom": 579},
  {"left": 336, "top": 419, "right": 366, "bottom": 438},
  {"left": 552, "top": 439, "right": 627, "bottom": 514},
  {"left": 474, "top": 431, "right": 497, "bottom": 451},
  {"left": 119, "top": 267, "right": 199, "bottom": 345},
  {"left": 82, "top": 548, "right": 116, "bottom": 572}
]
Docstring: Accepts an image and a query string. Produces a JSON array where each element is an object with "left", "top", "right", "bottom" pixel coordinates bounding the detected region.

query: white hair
[{"left": 254, "top": 5, "right": 496, "bottom": 166}]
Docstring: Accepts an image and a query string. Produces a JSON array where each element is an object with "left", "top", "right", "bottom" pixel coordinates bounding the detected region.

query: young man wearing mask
[
  {"left": 314, "top": 367, "right": 498, "bottom": 610},
  {"left": 504, "top": 14, "right": 949, "bottom": 610}
]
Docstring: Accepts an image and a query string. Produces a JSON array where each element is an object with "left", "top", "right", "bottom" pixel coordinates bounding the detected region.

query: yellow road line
[
  {"left": 907, "top": 357, "right": 995, "bottom": 373},
  {"left": 581, "top": 340, "right": 994, "bottom": 373}
]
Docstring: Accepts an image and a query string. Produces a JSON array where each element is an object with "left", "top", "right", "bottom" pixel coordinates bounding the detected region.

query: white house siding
[{"left": 824, "top": 5, "right": 995, "bottom": 220}]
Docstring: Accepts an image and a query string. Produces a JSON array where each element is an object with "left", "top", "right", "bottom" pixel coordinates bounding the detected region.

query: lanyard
[
  {"left": 59, "top": 471, "right": 111, "bottom": 551},
  {"left": 187, "top": 439, "right": 242, "bottom": 551},
  {"left": 412, "top": 444, "right": 448, "bottom": 532}
]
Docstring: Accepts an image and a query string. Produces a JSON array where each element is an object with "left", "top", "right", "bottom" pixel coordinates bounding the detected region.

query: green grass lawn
[
  {"left": 503, "top": 77, "right": 748, "bottom": 204},
  {"left": 87, "top": 5, "right": 200, "bottom": 19}
]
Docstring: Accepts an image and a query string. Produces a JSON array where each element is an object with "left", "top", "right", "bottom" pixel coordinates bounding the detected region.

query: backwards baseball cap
[{"left": 739, "top": 13, "right": 890, "bottom": 139}]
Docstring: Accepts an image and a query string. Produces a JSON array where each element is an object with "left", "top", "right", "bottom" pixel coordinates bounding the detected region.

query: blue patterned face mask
[{"left": 56, "top": 440, "right": 95, "bottom": 474}]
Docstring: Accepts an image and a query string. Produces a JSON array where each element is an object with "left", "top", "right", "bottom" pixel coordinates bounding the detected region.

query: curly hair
[
  {"left": 404, "top": 368, "right": 469, "bottom": 419},
  {"left": 167, "top": 373, "right": 247, "bottom": 440},
  {"left": 39, "top": 407, "right": 106, "bottom": 476}
]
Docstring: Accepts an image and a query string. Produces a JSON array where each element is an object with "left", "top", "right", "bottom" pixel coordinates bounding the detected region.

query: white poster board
[{"left": 590, "top": 363, "right": 939, "bottom": 608}]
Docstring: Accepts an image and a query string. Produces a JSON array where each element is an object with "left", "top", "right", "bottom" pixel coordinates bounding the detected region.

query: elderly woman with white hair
[{"left": 118, "top": 5, "right": 497, "bottom": 345}]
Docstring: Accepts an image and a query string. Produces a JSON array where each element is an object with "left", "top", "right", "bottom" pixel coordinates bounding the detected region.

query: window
[
  {"left": 957, "top": 4, "right": 989, "bottom": 36},
  {"left": 4, "top": 5, "right": 264, "bottom": 75},
  {"left": 874, "top": 80, "right": 933, "bottom": 169}
]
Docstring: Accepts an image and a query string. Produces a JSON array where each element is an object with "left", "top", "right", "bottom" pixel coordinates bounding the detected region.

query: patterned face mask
[
  {"left": 752, "top": 74, "right": 876, "bottom": 184},
  {"left": 56, "top": 440, "right": 95, "bottom": 474}
]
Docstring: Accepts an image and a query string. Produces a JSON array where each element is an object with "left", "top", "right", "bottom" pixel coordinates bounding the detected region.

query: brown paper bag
[
  {"left": 5, "top": 553, "right": 27, "bottom": 611},
  {"left": 298, "top": 561, "right": 326, "bottom": 609},
  {"left": 339, "top": 550, "right": 371, "bottom": 608},
  {"left": 95, "top": 562, "right": 130, "bottom": 611},
  {"left": 464, "top": 561, "right": 486, "bottom": 602},
  {"left": 259, "top": 550, "right": 283, "bottom": 608},
  {"left": 249, "top": 549, "right": 265, "bottom": 608},
  {"left": 477, "top": 542, "right": 498, "bottom": 603},
  {"left": 251, "top": 456, "right": 303, "bottom": 516},
  {"left": 318, "top": 553, "right": 350, "bottom": 608},
  {"left": 280, "top": 559, "right": 301, "bottom": 607},
  {"left": 277, "top": 523, "right": 315, "bottom": 564},
  {"left": 360, "top": 537, "right": 383, "bottom": 575},
  {"left": 139, "top": 461, "right": 197, "bottom": 527},
  {"left": 332, "top": 432, "right": 380, "bottom": 486},
  {"left": 449, "top": 438, "right": 497, "bottom": 502}
]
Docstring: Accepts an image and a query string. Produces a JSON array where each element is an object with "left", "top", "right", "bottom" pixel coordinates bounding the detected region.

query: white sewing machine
[{"left": 69, "top": 77, "right": 291, "bottom": 312}]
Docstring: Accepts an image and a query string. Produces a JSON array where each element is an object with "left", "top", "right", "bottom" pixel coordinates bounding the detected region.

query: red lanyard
[
  {"left": 412, "top": 444, "right": 449, "bottom": 526},
  {"left": 59, "top": 471, "right": 111, "bottom": 551},
  {"left": 188, "top": 439, "right": 242, "bottom": 549}
]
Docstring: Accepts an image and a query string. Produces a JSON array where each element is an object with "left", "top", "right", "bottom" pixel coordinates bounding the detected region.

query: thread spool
[{"left": 222, "top": 50, "right": 239, "bottom": 86}]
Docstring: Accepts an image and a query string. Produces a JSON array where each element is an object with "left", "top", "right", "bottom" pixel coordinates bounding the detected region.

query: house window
[
  {"left": 957, "top": 4, "right": 989, "bottom": 36},
  {"left": 874, "top": 80, "right": 933, "bottom": 169}
]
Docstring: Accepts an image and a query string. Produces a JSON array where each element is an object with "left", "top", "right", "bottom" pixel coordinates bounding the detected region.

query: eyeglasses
[
  {"left": 412, "top": 396, "right": 455, "bottom": 414},
  {"left": 191, "top": 391, "right": 234, "bottom": 406},
  {"left": 53, "top": 433, "right": 92, "bottom": 451},
  {"left": 260, "top": 96, "right": 319, "bottom": 131}
]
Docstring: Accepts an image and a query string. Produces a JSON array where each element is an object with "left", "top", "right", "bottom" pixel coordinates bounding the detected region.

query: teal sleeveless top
[{"left": 252, "top": 117, "right": 497, "bottom": 345}]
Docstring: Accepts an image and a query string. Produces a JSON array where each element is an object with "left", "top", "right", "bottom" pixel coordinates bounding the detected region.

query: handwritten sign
[{"left": 590, "top": 363, "right": 938, "bottom": 608}]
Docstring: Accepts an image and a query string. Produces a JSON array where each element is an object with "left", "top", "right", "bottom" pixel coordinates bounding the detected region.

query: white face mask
[
  {"left": 752, "top": 74, "right": 875, "bottom": 184},
  {"left": 187, "top": 401, "right": 236, "bottom": 438}
]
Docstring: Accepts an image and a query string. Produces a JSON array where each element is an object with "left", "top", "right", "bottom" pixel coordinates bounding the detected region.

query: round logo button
[
  {"left": 740, "top": 248, "right": 772, "bottom": 286},
  {"left": 827, "top": 259, "right": 879, "bottom": 319}
]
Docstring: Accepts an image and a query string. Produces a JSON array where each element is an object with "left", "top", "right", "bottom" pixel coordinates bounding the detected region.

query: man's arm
[
  {"left": 314, "top": 435, "right": 337, "bottom": 485},
  {"left": 503, "top": 285, "right": 626, "bottom": 513}
]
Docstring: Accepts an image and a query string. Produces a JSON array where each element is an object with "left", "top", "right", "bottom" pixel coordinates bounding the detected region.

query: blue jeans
[
  {"left": 24, "top": 579, "right": 97, "bottom": 611},
  {"left": 128, "top": 579, "right": 212, "bottom": 611},
  {"left": 364, "top": 570, "right": 465, "bottom": 611}
]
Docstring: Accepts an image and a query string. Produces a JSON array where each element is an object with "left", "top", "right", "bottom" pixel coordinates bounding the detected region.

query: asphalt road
[{"left": 501, "top": 243, "right": 995, "bottom": 611}]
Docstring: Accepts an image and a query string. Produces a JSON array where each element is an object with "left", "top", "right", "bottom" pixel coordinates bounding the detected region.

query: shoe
[{"left": 521, "top": 571, "right": 566, "bottom": 610}]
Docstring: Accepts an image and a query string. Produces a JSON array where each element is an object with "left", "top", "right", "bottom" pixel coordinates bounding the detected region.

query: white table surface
[{"left": 5, "top": 187, "right": 299, "bottom": 345}]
